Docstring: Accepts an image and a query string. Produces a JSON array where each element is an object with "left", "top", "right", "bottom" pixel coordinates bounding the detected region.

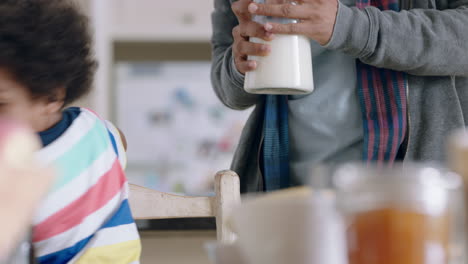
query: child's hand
[
  {"left": 0, "top": 118, "right": 54, "bottom": 260},
  {"left": 0, "top": 163, "right": 55, "bottom": 260}
]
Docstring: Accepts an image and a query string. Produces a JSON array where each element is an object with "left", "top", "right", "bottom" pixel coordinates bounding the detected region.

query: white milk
[{"left": 244, "top": 34, "right": 314, "bottom": 95}]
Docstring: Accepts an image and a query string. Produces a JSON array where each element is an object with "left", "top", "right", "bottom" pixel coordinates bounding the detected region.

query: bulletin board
[{"left": 115, "top": 62, "right": 251, "bottom": 195}]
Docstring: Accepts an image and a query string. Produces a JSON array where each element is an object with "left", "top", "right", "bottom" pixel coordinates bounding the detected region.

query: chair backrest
[
  {"left": 448, "top": 130, "right": 468, "bottom": 246},
  {"left": 128, "top": 170, "right": 240, "bottom": 243}
]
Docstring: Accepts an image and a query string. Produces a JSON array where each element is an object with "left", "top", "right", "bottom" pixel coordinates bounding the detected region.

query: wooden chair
[
  {"left": 128, "top": 170, "right": 240, "bottom": 243},
  {"left": 448, "top": 130, "right": 468, "bottom": 243}
]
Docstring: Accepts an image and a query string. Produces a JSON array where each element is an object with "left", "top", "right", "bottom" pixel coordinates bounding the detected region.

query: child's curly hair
[{"left": 0, "top": 0, "right": 97, "bottom": 104}]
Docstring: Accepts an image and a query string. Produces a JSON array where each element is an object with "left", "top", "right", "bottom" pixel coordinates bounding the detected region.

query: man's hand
[
  {"left": 231, "top": 0, "right": 275, "bottom": 74},
  {"left": 248, "top": 0, "right": 339, "bottom": 45}
]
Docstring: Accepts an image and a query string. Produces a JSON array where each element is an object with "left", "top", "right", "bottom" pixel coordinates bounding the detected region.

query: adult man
[{"left": 211, "top": 0, "right": 468, "bottom": 192}]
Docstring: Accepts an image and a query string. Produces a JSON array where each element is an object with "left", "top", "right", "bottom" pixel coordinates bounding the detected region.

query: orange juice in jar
[
  {"left": 334, "top": 164, "right": 465, "bottom": 264},
  {"left": 348, "top": 208, "right": 449, "bottom": 264}
]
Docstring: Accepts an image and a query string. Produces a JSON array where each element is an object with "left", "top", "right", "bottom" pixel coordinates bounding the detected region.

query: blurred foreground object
[
  {"left": 230, "top": 186, "right": 348, "bottom": 264},
  {"left": 448, "top": 129, "right": 468, "bottom": 260},
  {"left": 0, "top": 119, "right": 54, "bottom": 261},
  {"left": 0, "top": 119, "right": 41, "bottom": 168},
  {"left": 335, "top": 163, "right": 465, "bottom": 264},
  {"left": 205, "top": 241, "right": 247, "bottom": 264}
]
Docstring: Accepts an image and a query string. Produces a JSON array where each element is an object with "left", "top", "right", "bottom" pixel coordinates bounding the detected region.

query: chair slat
[
  {"left": 128, "top": 170, "right": 240, "bottom": 242},
  {"left": 129, "top": 184, "right": 215, "bottom": 220}
]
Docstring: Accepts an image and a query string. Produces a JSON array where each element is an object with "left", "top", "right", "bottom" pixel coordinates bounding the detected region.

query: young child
[{"left": 0, "top": 0, "right": 141, "bottom": 263}]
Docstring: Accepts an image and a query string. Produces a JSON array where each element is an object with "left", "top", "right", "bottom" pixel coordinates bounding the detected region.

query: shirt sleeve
[{"left": 104, "top": 121, "right": 127, "bottom": 170}]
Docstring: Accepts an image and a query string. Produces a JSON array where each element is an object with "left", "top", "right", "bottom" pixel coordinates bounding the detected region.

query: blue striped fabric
[
  {"left": 108, "top": 130, "right": 119, "bottom": 158},
  {"left": 101, "top": 200, "right": 135, "bottom": 228},
  {"left": 37, "top": 200, "right": 135, "bottom": 264},
  {"left": 38, "top": 235, "right": 93, "bottom": 264},
  {"left": 263, "top": 95, "right": 290, "bottom": 191},
  {"left": 356, "top": 0, "right": 408, "bottom": 164}
]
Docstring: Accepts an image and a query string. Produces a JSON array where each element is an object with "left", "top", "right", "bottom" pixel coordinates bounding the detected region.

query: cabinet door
[{"left": 111, "top": 0, "right": 213, "bottom": 41}]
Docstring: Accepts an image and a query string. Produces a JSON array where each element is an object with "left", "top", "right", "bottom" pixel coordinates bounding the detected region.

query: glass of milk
[{"left": 244, "top": 0, "right": 314, "bottom": 95}]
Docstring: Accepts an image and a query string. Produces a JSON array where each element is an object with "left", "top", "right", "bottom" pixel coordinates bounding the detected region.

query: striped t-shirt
[{"left": 33, "top": 107, "right": 141, "bottom": 264}]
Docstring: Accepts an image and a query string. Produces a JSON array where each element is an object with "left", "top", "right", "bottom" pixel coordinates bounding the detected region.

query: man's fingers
[
  {"left": 232, "top": 0, "right": 254, "bottom": 22},
  {"left": 235, "top": 40, "right": 271, "bottom": 57},
  {"left": 233, "top": 40, "right": 271, "bottom": 74},
  {"left": 239, "top": 21, "right": 276, "bottom": 41},
  {"left": 263, "top": 22, "right": 305, "bottom": 35},
  {"left": 248, "top": 2, "right": 310, "bottom": 19},
  {"left": 235, "top": 57, "right": 257, "bottom": 74}
]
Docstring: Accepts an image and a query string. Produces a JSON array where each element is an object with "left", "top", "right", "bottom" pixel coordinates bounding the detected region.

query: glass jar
[
  {"left": 334, "top": 163, "right": 466, "bottom": 264},
  {"left": 244, "top": 0, "right": 314, "bottom": 95}
]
